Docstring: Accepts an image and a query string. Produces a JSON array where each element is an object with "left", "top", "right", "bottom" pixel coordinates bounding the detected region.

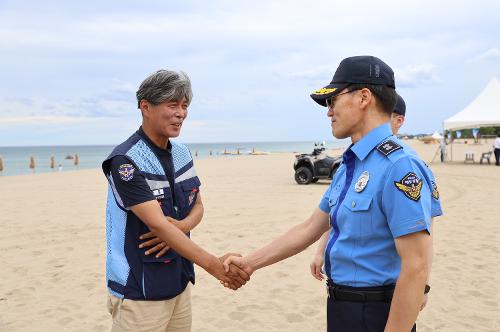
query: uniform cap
[
  {"left": 310, "top": 55, "right": 395, "bottom": 107},
  {"left": 393, "top": 93, "right": 406, "bottom": 116}
]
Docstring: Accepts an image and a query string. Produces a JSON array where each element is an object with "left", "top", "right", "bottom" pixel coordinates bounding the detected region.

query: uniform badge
[
  {"left": 118, "top": 164, "right": 135, "bottom": 181},
  {"left": 394, "top": 172, "right": 422, "bottom": 201},
  {"left": 376, "top": 140, "right": 402, "bottom": 156},
  {"left": 431, "top": 181, "right": 439, "bottom": 200},
  {"left": 188, "top": 188, "right": 198, "bottom": 205},
  {"left": 354, "top": 171, "right": 370, "bottom": 192}
]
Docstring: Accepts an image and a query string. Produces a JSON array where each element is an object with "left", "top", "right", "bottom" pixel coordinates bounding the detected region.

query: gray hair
[{"left": 136, "top": 69, "right": 193, "bottom": 108}]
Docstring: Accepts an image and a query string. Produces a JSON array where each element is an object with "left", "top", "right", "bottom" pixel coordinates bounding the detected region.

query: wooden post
[{"left": 29, "top": 156, "right": 36, "bottom": 173}]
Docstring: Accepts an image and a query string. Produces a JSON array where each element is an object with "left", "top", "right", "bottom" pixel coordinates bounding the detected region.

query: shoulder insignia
[
  {"left": 394, "top": 172, "right": 422, "bottom": 201},
  {"left": 431, "top": 181, "right": 439, "bottom": 200},
  {"left": 118, "top": 163, "right": 135, "bottom": 181},
  {"left": 376, "top": 140, "right": 402, "bottom": 156}
]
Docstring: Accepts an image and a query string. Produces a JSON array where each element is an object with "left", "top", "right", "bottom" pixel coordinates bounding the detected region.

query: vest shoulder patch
[{"left": 376, "top": 140, "right": 402, "bottom": 156}]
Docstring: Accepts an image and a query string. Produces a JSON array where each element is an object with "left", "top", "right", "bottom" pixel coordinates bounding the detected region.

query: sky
[{"left": 0, "top": 0, "right": 499, "bottom": 146}]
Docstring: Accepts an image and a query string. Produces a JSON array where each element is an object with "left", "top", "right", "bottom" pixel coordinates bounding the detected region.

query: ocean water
[{"left": 0, "top": 140, "right": 349, "bottom": 177}]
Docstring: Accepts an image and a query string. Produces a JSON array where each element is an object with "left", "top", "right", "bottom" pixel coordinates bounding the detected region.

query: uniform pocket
[
  {"left": 344, "top": 193, "right": 372, "bottom": 212},
  {"left": 339, "top": 193, "right": 373, "bottom": 236}
]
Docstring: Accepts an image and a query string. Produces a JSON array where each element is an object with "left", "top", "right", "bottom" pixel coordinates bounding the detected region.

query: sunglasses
[{"left": 326, "top": 88, "right": 360, "bottom": 109}]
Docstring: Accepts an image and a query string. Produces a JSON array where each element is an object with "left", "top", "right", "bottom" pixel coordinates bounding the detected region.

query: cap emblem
[{"left": 313, "top": 87, "right": 337, "bottom": 95}]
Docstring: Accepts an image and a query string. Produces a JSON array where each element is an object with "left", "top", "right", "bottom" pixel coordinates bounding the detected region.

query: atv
[{"left": 293, "top": 143, "right": 342, "bottom": 184}]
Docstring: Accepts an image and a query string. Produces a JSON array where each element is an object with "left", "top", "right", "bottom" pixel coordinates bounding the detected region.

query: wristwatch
[{"left": 424, "top": 284, "right": 431, "bottom": 294}]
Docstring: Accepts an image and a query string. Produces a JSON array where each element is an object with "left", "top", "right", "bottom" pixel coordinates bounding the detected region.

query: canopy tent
[
  {"left": 431, "top": 131, "right": 442, "bottom": 139},
  {"left": 443, "top": 77, "right": 500, "bottom": 131}
]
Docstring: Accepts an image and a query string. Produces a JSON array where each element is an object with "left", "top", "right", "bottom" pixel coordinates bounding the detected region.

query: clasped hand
[{"left": 139, "top": 227, "right": 253, "bottom": 290}]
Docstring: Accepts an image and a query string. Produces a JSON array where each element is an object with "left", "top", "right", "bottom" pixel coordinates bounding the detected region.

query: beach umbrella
[
  {"left": 0, "top": 155, "right": 3, "bottom": 174},
  {"left": 29, "top": 156, "right": 35, "bottom": 172},
  {"left": 74, "top": 154, "right": 79, "bottom": 167},
  {"left": 50, "top": 155, "right": 55, "bottom": 170}
]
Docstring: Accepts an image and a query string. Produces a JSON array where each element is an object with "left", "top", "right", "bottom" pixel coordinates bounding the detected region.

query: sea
[{"left": 0, "top": 140, "right": 350, "bottom": 177}]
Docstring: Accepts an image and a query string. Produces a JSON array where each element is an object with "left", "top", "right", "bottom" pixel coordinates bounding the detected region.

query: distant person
[
  {"left": 224, "top": 56, "right": 437, "bottom": 331},
  {"left": 494, "top": 133, "right": 500, "bottom": 166},
  {"left": 310, "top": 92, "right": 442, "bottom": 313},
  {"left": 390, "top": 93, "right": 406, "bottom": 134},
  {"left": 102, "top": 69, "right": 248, "bottom": 331},
  {"left": 440, "top": 137, "right": 446, "bottom": 162}
]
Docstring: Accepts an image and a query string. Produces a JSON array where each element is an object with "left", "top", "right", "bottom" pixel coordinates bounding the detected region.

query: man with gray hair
[{"left": 102, "top": 69, "right": 249, "bottom": 331}]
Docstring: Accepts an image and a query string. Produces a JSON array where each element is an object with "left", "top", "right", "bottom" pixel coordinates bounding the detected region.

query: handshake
[
  {"left": 210, "top": 253, "right": 253, "bottom": 290},
  {"left": 139, "top": 231, "right": 253, "bottom": 290}
]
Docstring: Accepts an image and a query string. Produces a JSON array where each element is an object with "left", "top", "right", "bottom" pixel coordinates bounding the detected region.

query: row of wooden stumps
[
  {"left": 29, "top": 154, "right": 80, "bottom": 173},
  {"left": 0, "top": 154, "right": 79, "bottom": 175}
]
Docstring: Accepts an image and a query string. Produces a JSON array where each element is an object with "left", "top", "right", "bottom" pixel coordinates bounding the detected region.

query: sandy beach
[{"left": 0, "top": 140, "right": 499, "bottom": 332}]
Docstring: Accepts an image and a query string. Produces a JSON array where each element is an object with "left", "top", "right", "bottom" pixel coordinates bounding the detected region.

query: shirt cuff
[{"left": 391, "top": 217, "right": 431, "bottom": 238}]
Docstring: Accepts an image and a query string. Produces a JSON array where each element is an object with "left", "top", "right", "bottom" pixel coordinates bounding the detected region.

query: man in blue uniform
[
  {"left": 310, "top": 93, "right": 442, "bottom": 312},
  {"left": 103, "top": 69, "right": 248, "bottom": 331},
  {"left": 224, "top": 56, "right": 436, "bottom": 331}
]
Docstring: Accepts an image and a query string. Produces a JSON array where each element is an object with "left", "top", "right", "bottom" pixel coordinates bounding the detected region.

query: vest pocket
[
  {"left": 176, "top": 178, "right": 200, "bottom": 219},
  {"left": 141, "top": 255, "right": 189, "bottom": 300},
  {"left": 140, "top": 247, "right": 179, "bottom": 263}
]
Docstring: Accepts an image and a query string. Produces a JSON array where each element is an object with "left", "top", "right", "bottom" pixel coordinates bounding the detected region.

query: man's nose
[
  {"left": 327, "top": 107, "right": 334, "bottom": 117},
  {"left": 176, "top": 107, "right": 187, "bottom": 118}
]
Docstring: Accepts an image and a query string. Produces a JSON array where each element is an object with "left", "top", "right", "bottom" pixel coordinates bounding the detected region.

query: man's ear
[
  {"left": 359, "top": 88, "right": 373, "bottom": 110},
  {"left": 139, "top": 100, "right": 150, "bottom": 118}
]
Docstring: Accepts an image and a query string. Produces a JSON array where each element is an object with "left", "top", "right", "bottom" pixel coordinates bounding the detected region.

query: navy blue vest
[{"left": 102, "top": 130, "right": 200, "bottom": 300}]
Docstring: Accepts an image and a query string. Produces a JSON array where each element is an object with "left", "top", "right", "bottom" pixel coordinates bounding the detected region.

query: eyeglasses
[{"left": 326, "top": 89, "right": 360, "bottom": 109}]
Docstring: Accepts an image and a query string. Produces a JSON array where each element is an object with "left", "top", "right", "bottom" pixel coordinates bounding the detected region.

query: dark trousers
[
  {"left": 495, "top": 148, "right": 500, "bottom": 166},
  {"left": 327, "top": 297, "right": 417, "bottom": 332}
]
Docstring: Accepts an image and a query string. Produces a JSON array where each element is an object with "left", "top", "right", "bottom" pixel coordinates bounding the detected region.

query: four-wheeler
[{"left": 293, "top": 143, "right": 342, "bottom": 185}]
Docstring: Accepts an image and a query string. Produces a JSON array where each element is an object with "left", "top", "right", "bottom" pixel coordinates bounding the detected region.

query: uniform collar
[
  {"left": 350, "top": 122, "right": 393, "bottom": 161},
  {"left": 137, "top": 126, "right": 172, "bottom": 155}
]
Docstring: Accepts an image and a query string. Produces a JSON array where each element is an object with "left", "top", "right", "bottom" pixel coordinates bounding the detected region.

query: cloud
[
  {"left": 468, "top": 48, "right": 500, "bottom": 63},
  {"left": 0, "top": 94, "right": 137, "bottom": 122},
  {"left": 285, "top": 66, "right": 335, "bottom": 84},
  {"left": 0, "top": 115, "right": 103, "bottom": 125},
  {"left": 396, "top": 64, "right": 441, "bottom": 88},
  {"left": 0, "top": 0, "right": 499, "bottom": 145}
]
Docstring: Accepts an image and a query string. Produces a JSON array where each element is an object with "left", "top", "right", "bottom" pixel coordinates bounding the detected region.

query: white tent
[
  {"left": 431, "top": 131, "right": 442, "bottom": 139},
  {"left": 443, "top": 77, "right": 500, "bottom": 131}
]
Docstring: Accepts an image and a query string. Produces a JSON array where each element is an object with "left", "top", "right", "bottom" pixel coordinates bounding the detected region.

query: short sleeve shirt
[
  {"left": 318, "top": 123, "right": 436, "bottom": 287},
  {"left": 110, "top": 155, "right": 155, "bottom": 208}
]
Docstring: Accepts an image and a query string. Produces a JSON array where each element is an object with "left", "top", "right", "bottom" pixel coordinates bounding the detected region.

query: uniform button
[{"left": 351, "top": 201, "right": 356, "bottom": 208}]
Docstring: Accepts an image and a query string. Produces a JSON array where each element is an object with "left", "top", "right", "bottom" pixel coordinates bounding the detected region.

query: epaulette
[{"left": 376, "top": 139, "right": 402, "bottom": 157}]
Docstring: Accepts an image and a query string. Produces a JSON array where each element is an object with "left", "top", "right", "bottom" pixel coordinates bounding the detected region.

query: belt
[{"left": 326, "top": 280, "right": 394, "bottom": 303}]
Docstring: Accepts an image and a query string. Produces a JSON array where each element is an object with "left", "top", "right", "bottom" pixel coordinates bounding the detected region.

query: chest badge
[{"left": 354, "top": 171, "right": 370, "bottom": 192}]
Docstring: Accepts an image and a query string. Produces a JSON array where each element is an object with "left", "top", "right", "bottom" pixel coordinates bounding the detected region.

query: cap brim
[{"left": 310, "top": 83, "right": 350, "bottom": 107}]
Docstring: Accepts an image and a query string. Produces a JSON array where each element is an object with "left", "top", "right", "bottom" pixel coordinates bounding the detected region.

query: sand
[{"left": 0, "top": 140, "right": 499, "bottom": 331}]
